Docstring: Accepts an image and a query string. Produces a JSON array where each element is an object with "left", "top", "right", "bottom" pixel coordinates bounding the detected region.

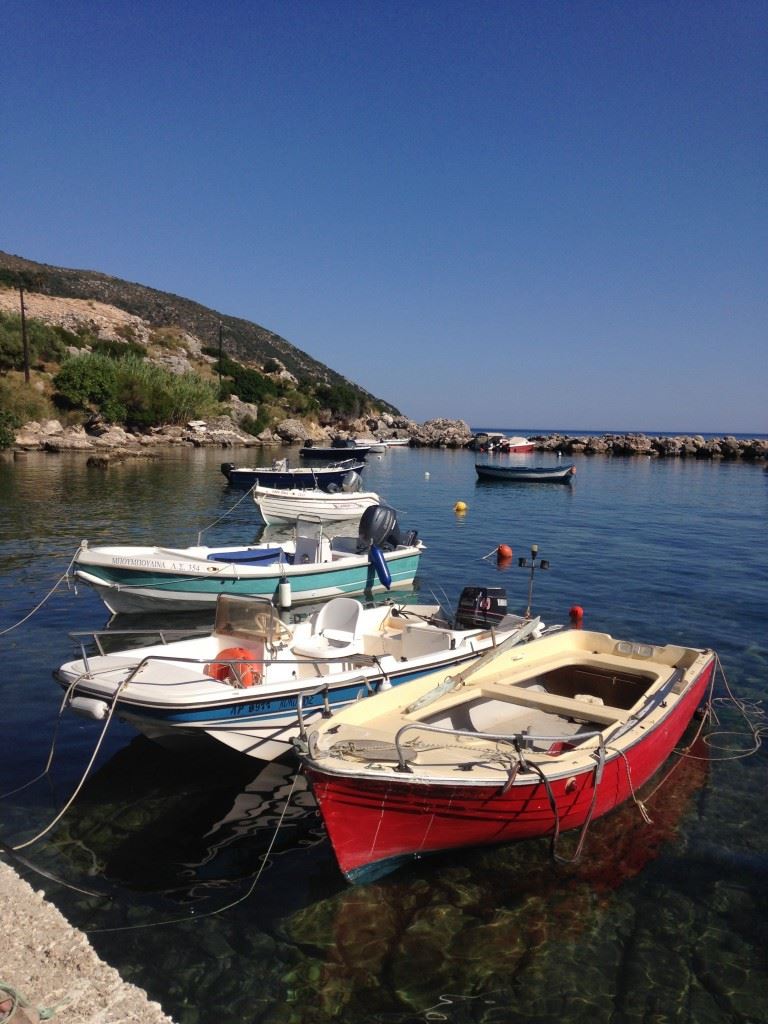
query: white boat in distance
[{"left": 253, "top": 483, "right": 382, "bottom": 525}]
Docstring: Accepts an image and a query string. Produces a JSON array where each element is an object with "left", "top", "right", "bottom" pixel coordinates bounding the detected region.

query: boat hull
[
  {"left": 305, "top": 654, "right": 714, "bottom": 882},
  {"left": 74, "top": 547, "right": 422, "bottom": 614},
  {"left": 253, "top": 486, "right": 380, "bottom": 525},
  {"left": 221, "top": 461, "right": 364, "bottom": 489},
  {"left": 56, "top": 597, "right": 539, "bottom": 760},
  {"left": 475, "top": 464, "right": 575, "bottom": 483},
  {"left": 90, "top": 648, "right": 496, "bottom": 761}
]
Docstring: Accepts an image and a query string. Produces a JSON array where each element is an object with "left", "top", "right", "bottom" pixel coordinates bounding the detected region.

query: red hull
[{"left": 307, "top": 657, "right": 714, "bottom": 881}]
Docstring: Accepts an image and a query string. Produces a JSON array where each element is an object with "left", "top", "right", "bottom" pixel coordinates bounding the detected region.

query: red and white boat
[
  {"left": 470, "top": 433, "right": 536, "bottom": 453},
  {"left": 299, "top": 626, "right": 715, "bottom": 883},
  {"left": 501, "top": 435, "right": 536, "bottom": 453}
]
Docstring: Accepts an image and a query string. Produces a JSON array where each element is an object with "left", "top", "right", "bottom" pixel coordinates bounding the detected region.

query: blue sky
[{"left": 2, "top": 0, "right": 765, "bottom": 432}]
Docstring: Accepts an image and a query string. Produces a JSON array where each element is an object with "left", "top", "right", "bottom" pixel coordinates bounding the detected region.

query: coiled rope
[{"left": 0, "top": 981, "right": 58, "bottom": 1023}]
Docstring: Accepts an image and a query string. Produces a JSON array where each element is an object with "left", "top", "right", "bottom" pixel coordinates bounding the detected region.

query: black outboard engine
[
  {"left": 454, "top": 586, "right": 508, "bottom": 629},
  {"left": 220, "top": 462, "right": 235, "bottom": 480},
  {"left": 357, "top": 504, "right": 398, "bottom": 552}
]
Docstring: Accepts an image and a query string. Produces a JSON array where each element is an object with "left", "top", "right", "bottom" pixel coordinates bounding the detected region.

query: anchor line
[
  {"left": 0, "top": 549, "right": 80, "bottom": 636},
  {"left": 8, "top": 678, "right": 128, "bottom": 851}
]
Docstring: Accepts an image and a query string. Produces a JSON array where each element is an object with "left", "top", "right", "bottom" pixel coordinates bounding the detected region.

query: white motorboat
[
  {"left": 252, "top": 483, "right": 381, "bottom": 525},
  {"left": 55, "top": 588, "right": 550, "bottom": 761}
]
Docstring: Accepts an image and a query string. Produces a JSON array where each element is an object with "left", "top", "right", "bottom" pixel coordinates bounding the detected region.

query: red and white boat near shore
[
  {"left": 298, "top": 626, "right": 715, "bottom": 883},
  {"left": 470, "top": 433, "right": 536, "bottom": 453},
  {"left": 502, "top": 435, "right": 536, "bottom": 453}
]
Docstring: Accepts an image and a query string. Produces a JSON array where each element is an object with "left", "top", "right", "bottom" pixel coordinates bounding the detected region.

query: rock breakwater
[{"left": 534, "top": 432, "right": 768, "bottom": 461}]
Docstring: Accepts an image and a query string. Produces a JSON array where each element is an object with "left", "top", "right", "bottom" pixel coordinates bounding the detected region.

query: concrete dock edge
[{"left": 0, "top": 861, "right": 176, "bottom": 1024}]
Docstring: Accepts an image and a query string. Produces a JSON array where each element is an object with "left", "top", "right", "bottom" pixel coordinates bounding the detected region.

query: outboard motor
[
  {"left": 357, "top": 504, "right": 398, "bottom": 551},
  {"left": 357, "top": 504, "right": 399, "bottom": 590},
  {"left": 340, "top": 470, "right": 362, "bottom": 493},
  {"left": 220, "top": 461, "right": 235, "bottom": 480},
  {"left": 454, "top": 586, "right": 508, "bottom": 629}
]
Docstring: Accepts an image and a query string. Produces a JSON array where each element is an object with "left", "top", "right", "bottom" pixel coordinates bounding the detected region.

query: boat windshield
[{"left": 214, "top": 595, "right": 289, "bottom": 643}]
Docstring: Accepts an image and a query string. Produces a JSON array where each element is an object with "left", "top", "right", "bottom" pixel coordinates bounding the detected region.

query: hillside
[{"left": 0, "top": 250, "right": 399, "bottom": 415}]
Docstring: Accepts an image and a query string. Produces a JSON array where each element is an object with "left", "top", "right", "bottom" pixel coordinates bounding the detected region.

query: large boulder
[
  {"left": 275, "top": 419, "right": 312, "bottom": 443},
  {"left": 410, "top": 418, "right": 473, "bottom": 448},
  {"left": 227, "top": 395, "right": 260, "bottom": 425}
]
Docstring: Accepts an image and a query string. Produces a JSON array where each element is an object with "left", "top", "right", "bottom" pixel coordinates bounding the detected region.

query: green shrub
[
  {"left": 239, "top": 408, "right": 273, "bottom": 436},
  {"left": 0, "top": 409, "right": 19, "bottom": 448},
  {"left": 91, "top": 338, "right": 147, "bottom": 360},
  {"left": 0, "top": 377, "right": 57, "bottom": 423},
  {"left": 110, "top": 357, "right": 217, "bottom": 428},
  {"left": 53, "top": 353, "right": 119, "bottom": 411},
  {"left": 0, "top": 311, "right": 86, "bottom": 371},
  {"left": 52, "top": 352, "right": 219, "bottom": 427},
  {"left": 314, "top": 382, "right": 363, "bottom": 418}
]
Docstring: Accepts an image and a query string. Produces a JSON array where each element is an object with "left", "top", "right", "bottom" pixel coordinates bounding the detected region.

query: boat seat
[
  {"left": 293, "top": 536, "right": 332, "bottom": 565},
  {"left": 292, "top": 597, "right": 364, "bottom": 659},
  {"left": 477, "top": 683, "right": 632, "bottom": 725}
]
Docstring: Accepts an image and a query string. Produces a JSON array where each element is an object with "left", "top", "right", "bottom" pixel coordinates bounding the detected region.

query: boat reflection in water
[
  {"left": 50, "top": 739, "right": 327, "bottom": 906},
  {"left": 50, "top": 722, "right": 708, "bottom": 914}
]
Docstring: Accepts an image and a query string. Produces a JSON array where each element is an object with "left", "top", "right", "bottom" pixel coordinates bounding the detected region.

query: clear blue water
[{"left": 1, "top": 445, "right": 767, "bottom": 1024}]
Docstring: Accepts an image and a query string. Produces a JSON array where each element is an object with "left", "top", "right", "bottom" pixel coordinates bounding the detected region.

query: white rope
[{"left": 0, "top": 549, "right": 79, "bottom": 636}]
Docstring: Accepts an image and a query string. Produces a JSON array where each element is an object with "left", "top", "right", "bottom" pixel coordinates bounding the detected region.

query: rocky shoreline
[{"left": 8, "top": 416, "right": 767, "bottom": 463}]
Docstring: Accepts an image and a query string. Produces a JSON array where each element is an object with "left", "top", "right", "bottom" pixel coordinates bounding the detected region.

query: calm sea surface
[{"left": 1, "top": 444, "right": 766, "bottom": 1024}]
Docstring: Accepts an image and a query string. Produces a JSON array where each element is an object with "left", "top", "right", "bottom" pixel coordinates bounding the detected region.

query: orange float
[
  {"left": 206, "top": 646, "right": 260, "bottom": 687},
  {"left": 496, "top": 543, "right": 513, "bottom": 565}
]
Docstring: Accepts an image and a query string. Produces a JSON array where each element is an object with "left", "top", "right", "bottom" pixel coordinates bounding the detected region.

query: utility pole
[
  {"left": 218, "top": 322, "right": 223, "bottom": 392},
  {"left": 19, "top": 286, "right": 30, "bottom": 384}
]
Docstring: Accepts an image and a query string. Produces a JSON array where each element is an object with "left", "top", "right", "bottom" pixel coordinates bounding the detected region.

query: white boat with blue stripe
[{"left": 55, "top": 589, "right": 549, "bottom": 761}]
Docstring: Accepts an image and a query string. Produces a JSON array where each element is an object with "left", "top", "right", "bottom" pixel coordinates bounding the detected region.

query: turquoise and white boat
[{"left": 72, "top": 505, "right": 423, "bottom": 615}]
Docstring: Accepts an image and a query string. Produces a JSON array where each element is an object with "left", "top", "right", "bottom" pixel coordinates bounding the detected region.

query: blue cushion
[{"left": 207, "top": 547, "right": 284, "bottom": 565}]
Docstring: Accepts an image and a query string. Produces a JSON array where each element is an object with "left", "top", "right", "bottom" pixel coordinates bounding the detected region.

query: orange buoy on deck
[{"left": 206, "top": 646, "right": 261, "bottom": 687}]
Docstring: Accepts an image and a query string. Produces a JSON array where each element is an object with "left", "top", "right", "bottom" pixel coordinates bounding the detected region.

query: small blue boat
[{"left": 475, "top": 463, "right": 576, "bottom": 483}]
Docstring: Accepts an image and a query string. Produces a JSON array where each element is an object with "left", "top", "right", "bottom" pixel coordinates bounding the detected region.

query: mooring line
[{"left": 0, "top": 550, "right": 80, "bottom": 637}]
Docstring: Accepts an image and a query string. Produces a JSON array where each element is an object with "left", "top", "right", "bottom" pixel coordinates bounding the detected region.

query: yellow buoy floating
[{"left": 454, "top": 500, "right": 468, "bottom": 513}]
